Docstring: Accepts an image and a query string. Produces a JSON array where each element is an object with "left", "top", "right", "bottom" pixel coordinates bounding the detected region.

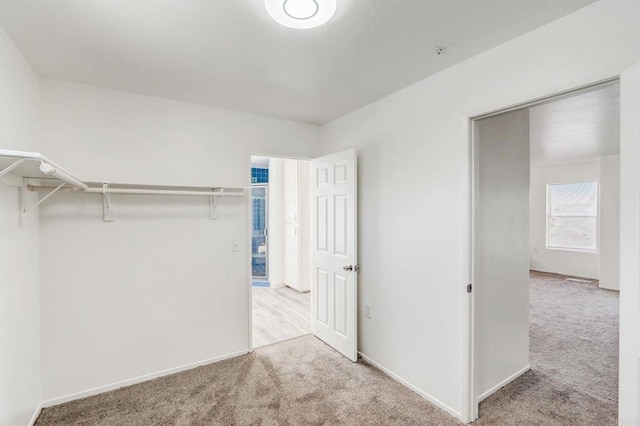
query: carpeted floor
[
  {"left": 477, "top": 271, "right": 619, "bottom": 425},
  {"left": 528, "top": 271, "right": 618, "bottom": 405},
  {"left": 36, "top": 270, "right": 619, "bottom": 425},
  {"left": 35, "top": 336, "right": 462, "bottom": 425}
]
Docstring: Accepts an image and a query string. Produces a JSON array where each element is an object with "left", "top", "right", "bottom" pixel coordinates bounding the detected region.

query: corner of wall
[{"left": 0, "top": 21, "right": 43, "bottom": 426}]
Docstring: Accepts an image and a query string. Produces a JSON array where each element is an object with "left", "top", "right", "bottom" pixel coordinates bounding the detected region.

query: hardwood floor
[{"left": 252, "top": 286, "right": 311, "bottom": 348}]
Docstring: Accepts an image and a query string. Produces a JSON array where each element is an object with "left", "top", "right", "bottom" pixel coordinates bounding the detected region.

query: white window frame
[{"left": 545, "top": 181, "right": 599, "bottom": 253}]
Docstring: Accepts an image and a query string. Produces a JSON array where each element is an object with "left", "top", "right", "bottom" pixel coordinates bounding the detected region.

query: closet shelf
[
  {"left": 0, "top": 149, "right": 86, "bottom": 189},
  {"left": 0, "top": 149, "right": 246, "bottom": 222}
]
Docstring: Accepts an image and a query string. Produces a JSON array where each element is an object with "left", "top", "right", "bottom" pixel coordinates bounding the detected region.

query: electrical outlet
[
  {"left": 364, "top": 303, "right": 372, "bottom": 319},
  {"left": 231, "top": 240, "right": 240, "bottom": 252}
]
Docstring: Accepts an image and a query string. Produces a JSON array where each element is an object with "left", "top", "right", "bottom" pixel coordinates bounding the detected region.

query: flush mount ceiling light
[{"left": 265, "top": 0, "right": 336, "bottom": 29}]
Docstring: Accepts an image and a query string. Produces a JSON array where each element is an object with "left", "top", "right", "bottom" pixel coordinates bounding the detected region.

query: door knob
[{"left": 343, "top": 265, "right": 360, "bottom": 272}]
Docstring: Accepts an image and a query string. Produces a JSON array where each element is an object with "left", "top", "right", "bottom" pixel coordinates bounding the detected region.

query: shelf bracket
[
  {"left": 22, "top": 181, "right": 66, "bottom": 219},
  {"left": 0, "top": 158, "right": 26, "bottom": 183},
  {"left": 209, "top": 194, "right": 220, "bottom": 220},
  {"left": 102, "top": 183, "right": 114, "bottom": 222}
]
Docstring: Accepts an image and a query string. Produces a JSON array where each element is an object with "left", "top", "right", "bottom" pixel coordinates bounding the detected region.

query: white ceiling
[
  {"left": 251, "top": 156, "right": 270, "bottom": 168},
  {"left": 0, "top": 0, "right": 598, "bottom": 124},
  {"left": 530, "top": 83, "right": 620, "bottom": 167}
]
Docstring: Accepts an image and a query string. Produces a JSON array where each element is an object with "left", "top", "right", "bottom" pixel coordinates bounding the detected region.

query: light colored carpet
[
  {"left": 476, "top": 271, "right": 618, "bottom": 425},
  {"left": 528, "top": 271, "right": 618, "bottom": 404},
  {"left": 36, "top": 271, "right": 618, "bottom": 425},
  {"left": 35, "top": 336, "right": 461, "bottom": 425}
]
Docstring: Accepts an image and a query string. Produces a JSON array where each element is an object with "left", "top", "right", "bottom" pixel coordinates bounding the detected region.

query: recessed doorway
[
  {"left": 470, "top": 80, "right": 621, "bottom": 423},
  {"left": 250, "top": 155, "right": 312, "bottom": 348}
]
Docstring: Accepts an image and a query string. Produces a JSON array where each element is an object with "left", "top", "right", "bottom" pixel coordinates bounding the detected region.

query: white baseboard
[
  {"left": 478, "top": 364, "right": 530, "bottom": 402},
  {"left": 29, "top": 402, "right": 44, "bottom": 426},
  {"left": 358, "top": 352, "right": 462, "bottom": 420},
  {"left": 529, "top": 269, "right": 597, "bottom": 281},
  {"left": 598, "top": 282, "right": 620, "bottom": 291},
  {"left": 41, "top": 349, "right": 248, "bottom": 408}
]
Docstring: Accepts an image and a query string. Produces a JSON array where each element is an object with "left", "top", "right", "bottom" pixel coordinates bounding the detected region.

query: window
[{"left": 546, "top": 182, "right": 598, "bottom": 251}]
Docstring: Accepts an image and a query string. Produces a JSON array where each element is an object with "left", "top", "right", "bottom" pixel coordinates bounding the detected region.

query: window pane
[
  {"left": 547, "top": 182, "right": 598, "bottom": 251},
  {"left": 548, "top": 182, "right": 598, "bottom": 217},
  {"left": 548, "top": 217, "right": 597, "bottom": 250}
]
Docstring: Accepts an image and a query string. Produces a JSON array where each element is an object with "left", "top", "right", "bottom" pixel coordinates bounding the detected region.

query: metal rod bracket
[
  {"left": 210, "top": 195, "right": 220, "bottom": 220},
  {"left": 102, "top": 183, "right": 114, "bottom": 222}
]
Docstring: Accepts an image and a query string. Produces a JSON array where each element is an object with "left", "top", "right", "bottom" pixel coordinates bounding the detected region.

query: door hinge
[{"left": 466, "top": 283, "right": 473, "bottom": 293}]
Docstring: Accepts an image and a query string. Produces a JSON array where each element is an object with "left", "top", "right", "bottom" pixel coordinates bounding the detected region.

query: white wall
[
  {"left": 267, "top": 157, "right": 284, "bottom": 287},
  {"left": 38, "top": 80, "right": 320, "bottom": 402},
  {"left": 530, "top": 156, "right": 621, "bottom": 287},
  {"left": 475, "top": 110, "right": 530, "bottom": 401},
  {"left": 530, "top": 160, "right": 601, "bottom": 279},
  {"left": 298, "top": 160, "right": 311, "bottom": 292},
  {"left": 265, "top": 158, "right": 311, "bottom": 291},
  {"left": 599, "top": 154, "right": 620, "bottom": 290},
  {"left": 319, "top": 0, "right": 639, "bottom": 418},
  {"left": 0, "top": 25, "right": 41, "bottom": 426}
]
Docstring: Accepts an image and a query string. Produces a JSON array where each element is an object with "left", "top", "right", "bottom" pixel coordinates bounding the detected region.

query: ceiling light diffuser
[{"left": 265, "top": 0, "right": 336, "bottom": 29}]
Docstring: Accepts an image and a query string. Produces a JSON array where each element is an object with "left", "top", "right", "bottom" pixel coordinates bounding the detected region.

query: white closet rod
[{"left": 83, "top": 187, "right": 243, "bottom": 197}]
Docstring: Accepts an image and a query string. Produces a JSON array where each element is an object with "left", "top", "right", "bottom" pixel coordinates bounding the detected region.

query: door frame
[
  {"left": 463, "top": 76, "right": 620, "bottom": 422},
  {"left": 247, "top": 153, "right": 313, "bottom": 352}
]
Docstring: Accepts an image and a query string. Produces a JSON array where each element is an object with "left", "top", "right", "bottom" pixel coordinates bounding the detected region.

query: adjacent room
[
  {"left": 473, "top": 82, "right": 620, "bottom": 423},
  {"left": 250, "top": 155, "right": 311, "bottom": 348},
  {"left": 1, "top": 1, "right": 639, "bottom": 425}
]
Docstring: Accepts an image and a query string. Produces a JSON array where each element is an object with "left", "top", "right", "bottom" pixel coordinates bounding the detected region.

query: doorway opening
[
  {"left": 470, "top": 80, "right": 620, "bottom": 422},
  {"left": 250, "top": 155, "right": 312, "bottom": 349}
]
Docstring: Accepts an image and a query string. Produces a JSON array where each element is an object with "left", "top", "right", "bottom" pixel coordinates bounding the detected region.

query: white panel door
[
  {"left": 311, "top": 149, "right": 358, "bottom": 362},
  {"left": 619, "top": 62, "right": 640, "bottom": 423}
]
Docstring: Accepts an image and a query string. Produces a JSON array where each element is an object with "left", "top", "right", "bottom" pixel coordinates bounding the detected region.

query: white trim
[
  {"left": 247, "top": 157, "right": 254, "bottom": 352},
  {"left": 529, "top": 268, "right": 598, "bottom": 281},
  {"left": 29, "top": 402, "right": 44, "bottom": 426},
  {"left": 41, "top": 350, "right": 248, "bottom": 408},
  {"left": 469, "top": 77, "right": 618, "bottom": 120},
  {"left": 461, "top": 117, "right": 477, "bottom": 423},
  {"left": 477, "top": 364, "right": 530, "bottom": 402},
  {"left": 359, "top": 352, "right": 462, "bottom": 420}
]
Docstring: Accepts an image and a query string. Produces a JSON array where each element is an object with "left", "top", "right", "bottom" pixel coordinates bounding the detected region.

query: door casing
[{"left": 464, "top": 77, "right": 621, "bottom": 423}]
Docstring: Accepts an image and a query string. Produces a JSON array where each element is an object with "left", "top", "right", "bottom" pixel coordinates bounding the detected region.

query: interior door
[
  {"left": 619, "top": 62, "right": 640, "bottom": 423},
  {"left": 473, "top": 109, "right": 531, "bottom": 405},
  {"left": 311, "top": 149, "right": 358, "bottom": 362}
]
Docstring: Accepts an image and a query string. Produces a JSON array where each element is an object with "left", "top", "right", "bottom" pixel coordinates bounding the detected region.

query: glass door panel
[{"left": 251, "top": 185, "right": 268, "bottom": 279}]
